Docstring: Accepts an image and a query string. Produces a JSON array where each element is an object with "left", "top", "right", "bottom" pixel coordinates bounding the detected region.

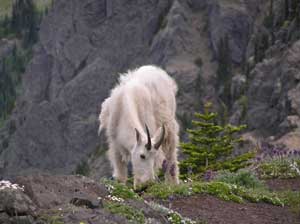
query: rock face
[
  {"left": 245, "top": 40, "right": 300, "bottom": 148},
  {"left": 207, "top": 0, "right": 255, "bottom": 64},
  {"left": 0, "top": 0, "right": 299, "bottom": 178}
]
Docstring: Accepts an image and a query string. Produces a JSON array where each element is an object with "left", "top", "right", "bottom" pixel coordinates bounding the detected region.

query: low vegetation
[
  {"left": 257, "top": 158, "right": 300, "bottom": 179},
  {"left": 104, "top": 201, "right": 145, "bottom": 223},
  {"left": 145, "top": 181, "right": 283, "bottom": 206},
  {"left": 215, "top": 169, "right": 266, "bottom": 189},
  {"left": 146, "top": 201, "right": 198, "bottom": 224},
  {"left": 101, "top": 178, "right": 198, "bottom": 224},
  {"left": 278, "top": 191, "right": 300, "bottom": 216},
  {"left": 101, "top": 178, "right": 140, "bottom": 200},
  {"left": 74, "top": 160, "right": 90, "bottom": 176}
]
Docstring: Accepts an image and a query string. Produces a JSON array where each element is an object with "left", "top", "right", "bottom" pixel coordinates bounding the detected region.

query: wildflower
[
  {"left": 0, "top": 180, "right": 24, "bottom": 191},
  {"left": 290, "top": 161, "right": 300, "bottom": 175},
  {"left": 204, "top": 170, "right": 213, "bottom": 182},
  {"left": 187, "top": 166, "right": 193, "bottom": 176},
  {"left": 293, "top": 150, "right": 298, "bottom": 156},
  {"left": 107, "top": 194, "right": 124, "bottom": 202},
  {"left": 255, "top": 156, "right": 262, "bottom": 162},
  {"left": 162, "top": 160, "right": 168, "bottom": 173},
  {"left": 170, "top": 163, "right": 176, "bottom": 177}
]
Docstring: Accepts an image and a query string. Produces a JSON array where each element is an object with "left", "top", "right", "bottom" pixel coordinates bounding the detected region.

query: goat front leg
[{"left": 107, "top": 145, "right": 128, "bottom": 183}]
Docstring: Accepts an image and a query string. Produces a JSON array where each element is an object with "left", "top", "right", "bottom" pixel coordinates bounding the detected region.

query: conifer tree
[
  {"left": 254, "top": 32, "right": 269, "bottom": 63},
  {"left": 285, "top": 0, "right": 290, "bottom": 20},
  {"left": 11, "top": 0, "right": 38, "bottom": 46},
  {"left": 179, "top": 102, "right": 254, "bottom": 178},
  {"left": 0, "top": 60, "right": 16, "bottom": 119}
]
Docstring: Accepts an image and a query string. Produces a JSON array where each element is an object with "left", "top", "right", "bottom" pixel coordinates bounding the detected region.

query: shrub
[
  {"left": 194, "top": 56, "right": 203, "bottom": 67},
  {"left": 215, "top": 169, "right": 266, "bottom": 189},
  {"left": 179, "top": 102, "right": 254, "bottom": 179},
  {"left": 74, "top": 160, "right": 90, "bottom": 176}
]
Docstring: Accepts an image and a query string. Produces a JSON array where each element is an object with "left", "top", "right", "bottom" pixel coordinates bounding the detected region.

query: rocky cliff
[{"left": 0, "top": 0, "right": 299, "bottom": 178}]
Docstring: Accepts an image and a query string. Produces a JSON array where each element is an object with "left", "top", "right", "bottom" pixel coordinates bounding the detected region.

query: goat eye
[{"left": 140, "top": 154, "right": 146, "bottom": 159}]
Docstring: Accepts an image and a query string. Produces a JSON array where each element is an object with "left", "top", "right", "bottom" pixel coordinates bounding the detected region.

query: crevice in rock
[
  {"left": 149, "top": 0, "right": 173, "bottom": 46},
  {"left": 5, "top": 209, "right": 31, "bottom": 218},
  {"left": 70, "top": 197, "right": 102, "bottom": 209},
  {"left": 72, "top": 54, "right": 89, "bottom": 80}
]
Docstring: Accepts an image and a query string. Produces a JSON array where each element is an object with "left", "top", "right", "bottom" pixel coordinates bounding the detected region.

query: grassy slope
[
  {"left": 0, "top": 0, "right": 51, "bottom": 17},
  {"left": 0, "top": 0, "right": 11, "bottom": 17}
]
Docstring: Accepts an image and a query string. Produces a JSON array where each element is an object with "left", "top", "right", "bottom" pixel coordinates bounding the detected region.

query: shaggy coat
[{"left": 99, "top": 65, "right": 179, "bottom": 187}]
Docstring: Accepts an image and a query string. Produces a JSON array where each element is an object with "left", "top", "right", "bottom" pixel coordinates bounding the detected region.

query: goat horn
[
  {"left": 135, "top": 128, "right": 140, "bottom": 143},
  {"left": 145, "top": 124, "right": 152, "bottom": 150},
  {"left": 154, "top": 125, "right": 165, "bottom": 149}
]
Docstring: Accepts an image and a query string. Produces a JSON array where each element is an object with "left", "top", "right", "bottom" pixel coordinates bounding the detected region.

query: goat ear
[
  {"left": 135, "top": 129, "right": 141, "bottom": 144},
  {"left": 154, "top": 125, "right": 165, "bottom": 150}
]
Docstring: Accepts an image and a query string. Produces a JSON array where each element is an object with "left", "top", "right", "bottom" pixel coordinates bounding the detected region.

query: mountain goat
[{"left": 99, "top": 65, "right": 180, "bottom": 189}]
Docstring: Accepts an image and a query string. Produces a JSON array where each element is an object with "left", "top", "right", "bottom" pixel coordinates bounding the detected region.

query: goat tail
[{"left": 98, "top": 98, "right": 110, "bottom": 135}]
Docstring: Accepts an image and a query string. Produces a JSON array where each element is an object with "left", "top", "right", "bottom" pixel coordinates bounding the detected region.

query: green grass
[
  {"left": 101, "top": 178, "right": 283, "bottom": 206},
  {"left": 104, "top": 201, "right": 145, "bottom": 224},
  {"left": 100, "top": 178, "right": 292, "bottom": 223},
  {"left": 278, "top": 191, "right": 300, "bottom": 215},
  {"left": 34, "top": 0, "right": 52, "bottom": 11},
  {"left": 101, "top": 179, "right": 141, "bottom": 200},
  {"left": 39, "top": 215, "right": 64, "bottom": 224},
  {"left": 102, "top": 179, "right": 199, "bottom": 223},
  {"left": 145, "top": 181, "right": 283, "bottom": 206},
  {"left": 0, "top": 0, "right": 12, "bottom": 17}
]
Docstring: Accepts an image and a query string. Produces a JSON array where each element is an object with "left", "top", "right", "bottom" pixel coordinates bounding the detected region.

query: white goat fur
[{"left": 99, "top": 65, "right": 180, "bottom": 186}]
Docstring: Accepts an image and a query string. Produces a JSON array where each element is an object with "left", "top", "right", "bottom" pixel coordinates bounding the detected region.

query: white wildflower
[
  {"left": 145, "top": 200, "right": 196, "bottom": 224},
  {"left": 107, "top": 194, "right": 124, "bottom": 202},
  {"left": 290, "top": 161, "right": 300, "bottom": 175},
  {"left": 0, "top": 180, "right": 24, "bottom": 191},
  {"left": 105, "top": 184, "right": 115, "bottom": 193}
]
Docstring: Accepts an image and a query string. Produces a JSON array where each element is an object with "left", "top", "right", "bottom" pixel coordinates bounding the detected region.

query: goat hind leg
[{"left": 164, "top": 152, "right": 179, "bottom": 184}]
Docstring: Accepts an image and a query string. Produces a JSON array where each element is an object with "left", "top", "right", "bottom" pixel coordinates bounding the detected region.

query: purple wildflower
[
  {"left": 293, "top": 150, "right": 298, "bottom": 156},
  {"left": 256, "top": 156, "right": 262, "bottom": 162},
  {"left": 169, "top": 163, "right": 176, "bottom": 177},
  {"left": 283, "top": 151, "right": 287, "bottom": 156},
  {"left": 204, "top": 170, "right": 213, "bottom": 182},
  {"left": 162, "top": 160, "right": 168, "bottom": 173}
]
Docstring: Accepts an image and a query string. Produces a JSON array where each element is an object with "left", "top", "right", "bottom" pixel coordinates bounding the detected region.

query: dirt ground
[
  {"left": 266, "top": 178, "right": 300, "bottom": 191},
  {"left": 163, "top": 194, "right": 300, "bottom": 224}
]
